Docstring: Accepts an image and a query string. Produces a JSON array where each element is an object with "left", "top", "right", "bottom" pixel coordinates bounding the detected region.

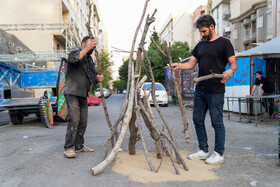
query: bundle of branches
[{"left": 90, "top": 0, "right": 189, "bottom": 176}]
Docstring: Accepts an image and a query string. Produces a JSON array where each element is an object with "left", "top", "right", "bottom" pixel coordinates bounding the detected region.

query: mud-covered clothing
[
  {"left": 64, "top": 48, "right": 97, "bottom": 98},
  {"left": 64, "top": 48, "right": 98, "bottom": 151},
  {"left": 64, "top": 94, "right": 88, "bottom": 151}
]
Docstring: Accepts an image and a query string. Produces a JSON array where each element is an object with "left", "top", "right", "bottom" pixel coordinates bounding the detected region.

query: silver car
[{"left": 95, "top": 88, "right": 111, "bottom": 98}]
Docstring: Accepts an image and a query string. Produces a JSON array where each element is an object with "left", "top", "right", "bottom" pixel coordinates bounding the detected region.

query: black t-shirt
[
  {"left": 254, "top": 76, "right": 274, "bottom": 93},
  {"left": 192, "top": 37, "right": 235, "bottom": 93}
]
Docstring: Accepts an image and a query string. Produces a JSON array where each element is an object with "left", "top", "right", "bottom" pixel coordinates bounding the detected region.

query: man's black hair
[
  {"left": 81, "top": 36, "right": 92, "bottom": 45},
  {"left": 196, "top": 15, "right": 216, "bottom": 29},
  {"left": 256, "top": 71, "right": 262, "bottom": 75}
]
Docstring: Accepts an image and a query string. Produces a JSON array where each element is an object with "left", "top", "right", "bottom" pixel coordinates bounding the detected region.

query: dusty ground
[{"left": 0, "top": 94, "right": 279, "bottom": 186}]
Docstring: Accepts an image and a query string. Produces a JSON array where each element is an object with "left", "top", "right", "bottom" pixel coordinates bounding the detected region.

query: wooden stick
[
  {"left": 139, "top": 101, "right": 188, "bottom": 173},
  {"left": 136, "top": 106, "right": 156, "bottom": 172},
  {"left": 166, "top": 42, "right": 190, "bottom": 144},
  {"left": 151, "top": 39, "right": 190, "bottom": 144},
  {"left": 91, "top": 56, "right": 136, "bottom": 176},
  {"left": 125, "top": 0, "right": 150, "bottom": 100},
  {"left": 193, "top": 73, "right": 224, "bottom": 83},
  {"left": 142, "top": 48, "right": 182, "bottom": 163},
  {"left": 156, "top": 147, "right": 164, "bottom": 173},
  {"left": 86, "top": 0, "right": 115, "bottom": 147},
  {"left": 91, "top": 0, "right": 150, "bottom": 176},
  {"left": 142, "top": 90, "right": 165, "bottom": 156}
]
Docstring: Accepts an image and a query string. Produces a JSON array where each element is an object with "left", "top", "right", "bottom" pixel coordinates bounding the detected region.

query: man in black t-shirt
[
  {"left": 248, "top": 71, "right": 275, "bottom": 116},
  {"left": 172, "top": 15, "right": 237, "bottom": 165}
]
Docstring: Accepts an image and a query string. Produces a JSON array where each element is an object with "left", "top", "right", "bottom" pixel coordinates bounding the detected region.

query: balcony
[
  {"left": 223, "top": 26, "right": 231, "bottom": 37},
  {"left": 222, "top": 0, "right": 230, "bottom": 4},
  {"left": 243, "top": 35, "right": 250, "bottom": 44},
  {"left": 222, "top": 10, "right": 231, "bottom": 20},
  {"left": 251, "top": 14, "right": 256, "bottom": 22},
  {"left": 251, "top": 32, "right": 256, "bottom": 42},
  {"left": 243, "top": 18, "right": 251, "bottom": 26}
]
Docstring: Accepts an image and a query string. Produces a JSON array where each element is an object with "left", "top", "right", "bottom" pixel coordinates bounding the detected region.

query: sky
[{"left": 98, "top": 0, "right": 208, "bottom": 80}]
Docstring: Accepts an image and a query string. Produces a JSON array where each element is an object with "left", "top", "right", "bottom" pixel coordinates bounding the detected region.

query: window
[
  {"left": 257, "top": 15, "right": 264, "bottom": 28},
  {"left": 233, "top": 28, "right": 239, "bottom": 39},
  {"left": 267, "top": 11, "right": 272, "bottom": 38},
  {"left": 142, "top": 83, "right": 165, "bottom": 91}
]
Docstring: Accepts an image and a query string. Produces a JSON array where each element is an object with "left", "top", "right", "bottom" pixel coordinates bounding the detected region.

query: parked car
[
  {"left": 95, "top": 88, "right": 111, "bottom": 98},
  {"left": 140, "top": 82, "right": 169, "bottom": 107},
  {"left": 122, "top": 90, "right": 127, "bottom": 94}
]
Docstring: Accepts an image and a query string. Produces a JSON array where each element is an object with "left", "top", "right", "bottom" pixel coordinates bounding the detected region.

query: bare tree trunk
[
  {"left": 165, "top": 43, "right": 190, "bottom": 144},
  {"left": 91, "top": 0, "right": 150, "bottom": 176},
  {"left": 129, "top": 106, "right": 138, "bottom": 155}
]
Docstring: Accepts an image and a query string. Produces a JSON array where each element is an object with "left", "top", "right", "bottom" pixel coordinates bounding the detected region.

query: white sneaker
[
  {"left": 187, "top": 150, "right": 209, "bottom": 160},
  {"left": 205, "top": 151, "right": 224, "bottom": 164}
]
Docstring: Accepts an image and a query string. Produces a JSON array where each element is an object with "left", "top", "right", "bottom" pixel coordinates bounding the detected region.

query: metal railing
[{"left": 225, "top": 95, "right": 280, "bottom": 126}]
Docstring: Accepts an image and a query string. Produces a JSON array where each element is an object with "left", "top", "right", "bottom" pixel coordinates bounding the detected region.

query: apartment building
[
  {"left": 268, "top": 0, "right": 280, "bottom": 38},
  {"left": 228, "top": 0, "right": 267, "bottom": 52},
  {"left": 0, "top": 0, "right": 105, "bottom": 58},
  {"left": 191, "top": 5, "right": 207, "bottom": 49},
  {"left": 159, "top": 12, "right": 192, "bottom": 47},
  {"left": 212, "top": 0, "right": 232, "bottom": 40}
]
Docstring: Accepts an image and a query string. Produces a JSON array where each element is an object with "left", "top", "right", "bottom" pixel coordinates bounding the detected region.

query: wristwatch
[{"left": 230, "top": 68, "right": 235, "bottom": 74}]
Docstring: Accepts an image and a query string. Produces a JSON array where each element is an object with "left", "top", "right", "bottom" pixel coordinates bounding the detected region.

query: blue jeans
[{"left": 193, "top": 90, "right": 225, "bottom": 156}]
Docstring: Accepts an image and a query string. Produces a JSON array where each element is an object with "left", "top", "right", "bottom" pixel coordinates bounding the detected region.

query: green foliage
[
  {"left": 170, "top": 41, "right": 191, "bottom": 63},
  {"left": 145, "top": 30, "right": 191, "bottom": 85},
  {"left": 89, "top": 51, "right": 113, "bottom": 94},
  {"left": 112, "top": 79, "right": 127, "bottom": 90},
  {"left": 100, "top": 51, "right": 113, "bottom": 89},
  {"left": 118, "top": 59, "right": 130, "bottom": 82}
]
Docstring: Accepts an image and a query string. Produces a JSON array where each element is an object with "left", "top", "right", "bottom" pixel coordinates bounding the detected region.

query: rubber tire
[
  {"left": 10, "top": 114, "right": 23, "bottom": 125},
  {"left": 35, "top": 112, "right": 41, "bottom": 118}
]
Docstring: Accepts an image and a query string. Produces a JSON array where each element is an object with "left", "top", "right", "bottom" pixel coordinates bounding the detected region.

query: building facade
[
  {"left": 191, "top": 5, "right": 207, "bottom": 49},
  {"left": 229, "top": 0, "right": 267, "bottom": 52},
  {"left": 0, "top": 0, "right": 106, "bottom": 61},
  {"left": 212, "top": 0, "right": 232, "bottom": 40},
  {"left": 159, "top": 12, "right": 193, "bottom": 48}
]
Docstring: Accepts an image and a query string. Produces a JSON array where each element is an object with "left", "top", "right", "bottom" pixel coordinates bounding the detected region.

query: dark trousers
[
  {"left": 64, "top": 94, "right": 88, "bottom": 151},
  {"left": 262, "top": 93, "right": 274, "bottom": 116},
  {"left": 193, "top": 90, "right": 225, "bottom": 156}
]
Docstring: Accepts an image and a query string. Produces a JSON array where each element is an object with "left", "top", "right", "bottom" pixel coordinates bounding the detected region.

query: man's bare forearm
[{"left": 79, "top": 46, "right": 91, "bottom": 60}]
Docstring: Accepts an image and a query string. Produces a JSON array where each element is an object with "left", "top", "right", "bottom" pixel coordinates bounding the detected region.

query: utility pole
[{"left": 207, "top": 0, "right": 213, "bottom": 15}]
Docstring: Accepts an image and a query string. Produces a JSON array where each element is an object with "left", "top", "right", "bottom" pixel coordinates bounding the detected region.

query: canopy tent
[{"left": 236, "top": 36, "right": 280, "bottom": 58}]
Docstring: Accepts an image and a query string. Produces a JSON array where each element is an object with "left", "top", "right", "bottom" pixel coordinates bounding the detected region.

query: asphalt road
[{"left": 0, "top": 94, "right": 279, "bottom": 186}]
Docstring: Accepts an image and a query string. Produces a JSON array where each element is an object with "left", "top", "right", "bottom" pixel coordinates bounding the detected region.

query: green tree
[
  {"left": 118, "top": 59, "right": 130, "bottom": 82},
  {"left": 112, "top": 79, "right": 126, "bottom": 90},
  {"left": 100, "top": 51, "right": 113, "bottom": 89},
  {"left": 89, "top": 51, "right": 113, "bottom": 94},
  {"left": 145, "top": 30, "right": 191, "bottom": 85}
]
